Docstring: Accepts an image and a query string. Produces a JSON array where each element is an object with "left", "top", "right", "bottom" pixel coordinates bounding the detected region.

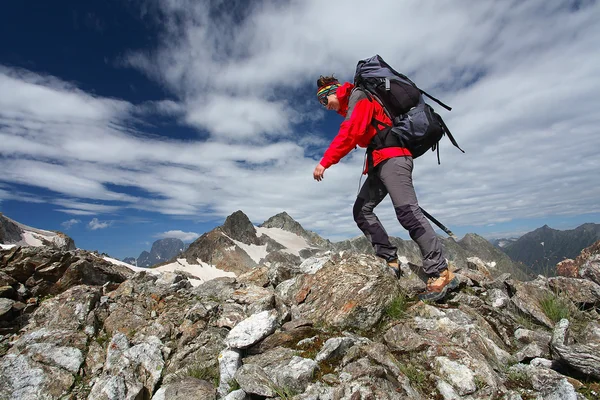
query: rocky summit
[{"left": 1, "top": 212, "right": 600, "bottom": 399}]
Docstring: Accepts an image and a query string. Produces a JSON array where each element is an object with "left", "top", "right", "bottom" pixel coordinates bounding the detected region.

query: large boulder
[{"left": 277, "top": 252, "right": 399, "bottom": 331}]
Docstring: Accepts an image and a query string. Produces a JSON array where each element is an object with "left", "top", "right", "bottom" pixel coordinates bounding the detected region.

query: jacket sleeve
[{"left": 320, "top": 91, "right": 375, "bottom": 169}]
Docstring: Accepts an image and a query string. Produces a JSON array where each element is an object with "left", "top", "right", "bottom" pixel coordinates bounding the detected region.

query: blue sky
[{"left": 1, "top": 0, "right": 599, "bottom": 260}]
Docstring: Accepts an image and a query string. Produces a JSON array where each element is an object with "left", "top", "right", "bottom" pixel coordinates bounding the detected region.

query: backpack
[{"left": 353, "top": 55, "right": 464, "bottom": 165}]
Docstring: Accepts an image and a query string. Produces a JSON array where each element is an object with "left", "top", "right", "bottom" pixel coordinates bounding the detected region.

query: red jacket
[{"left": 320, "top": 82, "right": 411, "bottom": 173}]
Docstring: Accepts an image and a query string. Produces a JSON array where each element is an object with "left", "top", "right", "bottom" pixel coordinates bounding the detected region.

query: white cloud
[
  {"left": 1, "top": 1, "right": 599, "bottom": 243},
  {"left": 61, "top": 219, "right": 81, "bottom": 229},
  {"left": 155, "top": 230, "right": 199, "bottom": 242},
  {"left": 88, "top": 218, "right": 111, "bottom": 230}
]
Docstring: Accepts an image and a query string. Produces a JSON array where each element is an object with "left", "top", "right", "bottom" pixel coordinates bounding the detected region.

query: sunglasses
[{"left": 317, "top": 85, "right": 339, "bottom": 106}]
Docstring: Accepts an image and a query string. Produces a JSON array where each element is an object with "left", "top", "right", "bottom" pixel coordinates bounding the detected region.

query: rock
[
  {"left": 224, "top": 310, "right": 278, "bottom": 349},
  {"left": 548, "top": 276, "right": 600, "bottom": 305},
  {"left": 231, "top": 284, "right": 275, "bottom": 315},
  {"left": 384, "top": 323, "right": 429, "bottom": 352},
  {"left": 0, "top": 298, "right": 15, "bottom": 321},
  {"left": 515, "top": 342, "right": 547, "bottom": 362},
  {"left": 282, "top": 253, "right": 400, "bottom": 331},
  {"left": 508, "top": 363, "right": 581, "bottom": 400},
  {"left": 556, "top": 240, "right": 600, "bottom": 285},
  {"left": 488, "top": 288, "right": 510, "bottom": 308},
  {"left": 222, "top": 389, "right": 247, "bottom": 400},
  {"left": 435, "top": 356, "right": 477, "bottom": 396},
  {"left": 237, "top": 266, "right": 270, "bottom": 287},
  {"left": 29, "top": 285, "right": 101, "bottom": 333},
  {"left": 91, "top": 333, "right": 165, "bottom": 397},
  {"left": 246, "top": 326, "right": 318, "bottom": 355},
  {"left": 151, "top": 377, "right": 216, "bottom": 400},
  {"left": 193, "top": 277, "right": 238, "bottom": 301},
  {"left": 217, "top": 348, "right": 242, "bottom": 397},
  {"left": 507, "top": 278, "right": 555, "bottom": 328},
  {"left": 282, "top": 318, "right": 313, "bottom": 331},
  {"left": 0, "top": 353, "right": 76, "bottom": 399},
  {"left": 0, "top": 285, "right": 15, "bottom": 299},
  {"left": 234, "top": 364, "right": 276, "bottom": 397},
  {"left": 215, "top": 302, "right": 247, "bottom": 329},
  {"left": 550, "top": 319, "right": 600, "bottom": 379},
  {"left": 315, "top": 337, "right": 356, "bottom": 363}
]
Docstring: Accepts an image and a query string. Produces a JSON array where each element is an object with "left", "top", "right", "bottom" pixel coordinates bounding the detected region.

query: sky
[{"left": 1, "top": 0, "right": 599, "bottom": 260}]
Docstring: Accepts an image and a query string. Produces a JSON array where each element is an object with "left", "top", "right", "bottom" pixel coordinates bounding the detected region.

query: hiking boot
[
  {"left": 386, "top": 259, "right": 401, "bottom": 279},
  {"left": 418, "top": 269, "right": 459, "bottom": 302}
]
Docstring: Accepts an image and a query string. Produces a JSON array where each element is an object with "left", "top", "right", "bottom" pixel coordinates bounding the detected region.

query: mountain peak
[
  {"left": 261, "top": 211, "right": 306, "bottom": 235},
  {"left": 221, "top": 210, "right": 260, "bottom": 245}
]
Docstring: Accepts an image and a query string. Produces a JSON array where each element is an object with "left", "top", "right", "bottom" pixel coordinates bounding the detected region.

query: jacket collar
[{"left": 335, "top": 82, "right": 354, "bottom": 117}]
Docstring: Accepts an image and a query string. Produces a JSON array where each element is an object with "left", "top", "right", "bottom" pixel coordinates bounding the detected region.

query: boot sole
[{"left": 418, "top": 277, "right": 459, "bottom": 302}]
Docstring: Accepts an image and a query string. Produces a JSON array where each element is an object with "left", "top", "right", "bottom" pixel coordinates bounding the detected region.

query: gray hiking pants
[{"left": 353, "top": 156, "right": 447, "bottom": 277}]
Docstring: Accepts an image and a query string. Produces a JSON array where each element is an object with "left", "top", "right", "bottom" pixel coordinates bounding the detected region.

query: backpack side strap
[{"left": 420, "top": 89, "right": 452, "bottom": 111}]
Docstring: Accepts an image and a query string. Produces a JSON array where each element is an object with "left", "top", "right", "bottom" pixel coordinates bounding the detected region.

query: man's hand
[{"left": 313, "top": 163, "right": 326, "bottom": 181}]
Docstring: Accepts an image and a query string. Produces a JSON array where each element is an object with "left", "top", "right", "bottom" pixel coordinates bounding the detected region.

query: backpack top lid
[{"left": 354, "top": 55, "right": 411, "bottom": 84}]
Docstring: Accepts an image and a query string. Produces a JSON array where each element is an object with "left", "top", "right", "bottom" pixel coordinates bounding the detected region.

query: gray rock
[
  {"left": 231, "top": 284, "right": 275, "bottom": 315},
  {"left": 217, "top": 348, "right": 242, "bottom": 397},
  {"left": 435, "top": 356, "right": 477, "bottom": 396},
  {"left": 550, "top": 318, "right": 600, "bottom": 379},
  {"left": 234, "top": 364, "right": 276, "bottom": 397},
  {"left": 0, "top": 297, "right": 15, "bottom": 320},
  {"left": 92, "top": 333, "right": 165, "bottom": 397},
  {"left": 548, "top": 276, "right": 600, "bottom": 304},
  {"left": 224, "top": 310, "right": 278, "bottom": 349},
  {"left": 0, "top": 353, "right": 75, "bottom": 400},
  {"left": 315, "top": 337, "right": 355, "bottom": 363},
  {"left": 151, "top": 377, "right": 215, "bottom": 400},
  {"left": 222, "top": 389, "right": 248, "bottom": 400},
  {"left": 488, "top": 288, "right": 510, "bottom": 308}
]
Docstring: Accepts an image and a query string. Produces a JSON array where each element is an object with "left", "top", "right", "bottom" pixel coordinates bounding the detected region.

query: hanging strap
[
  {"left": 420, "top": 89, "right": 452, "bottom": 111},
  {"left": 438, "top": 116, "right": 465, "bottom": 153}
]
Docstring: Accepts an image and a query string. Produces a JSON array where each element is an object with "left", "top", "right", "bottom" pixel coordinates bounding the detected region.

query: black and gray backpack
[{"left": 354, "top": 55, "right": 464, "bottom": 165}]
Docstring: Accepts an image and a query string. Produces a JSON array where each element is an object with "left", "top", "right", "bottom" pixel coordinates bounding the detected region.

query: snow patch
[
  {"left": 102, "top": 256, "right": 235, "bottom": 287},
  {"left": 21, "top": 231, "right": 45, "bottom": 246},
  {"left": 222, "top": 233, "right": 268, "bottom": 263},
  {"left": 255, "top": 227, "right": 313, "bottom": 257},
  {"left": 0, "top": 244, "right": 16, "bottom": 250}
]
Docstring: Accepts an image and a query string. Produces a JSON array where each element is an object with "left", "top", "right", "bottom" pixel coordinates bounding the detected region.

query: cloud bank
[{"left": 1, "top": 0, "right": 599, "bottom": 241}]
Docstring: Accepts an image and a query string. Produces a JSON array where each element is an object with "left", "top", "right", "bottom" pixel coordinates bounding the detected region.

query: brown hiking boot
[{"left": 418, "top": 269, "right": 459, "bottom": 301}]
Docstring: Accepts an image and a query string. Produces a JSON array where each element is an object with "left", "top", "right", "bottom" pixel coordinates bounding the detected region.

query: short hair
[{"left": 317, "top": 75, "right": 339, "bottom": 89}]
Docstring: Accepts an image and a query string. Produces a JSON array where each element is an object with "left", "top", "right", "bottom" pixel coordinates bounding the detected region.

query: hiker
[{"left": 313, "top": 75, "right": 458, "bottom": 301}]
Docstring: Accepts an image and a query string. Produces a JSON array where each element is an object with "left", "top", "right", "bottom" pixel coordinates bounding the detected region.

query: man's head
[{"left": 317, "top": 75, "right": 341, "bottom": 111}]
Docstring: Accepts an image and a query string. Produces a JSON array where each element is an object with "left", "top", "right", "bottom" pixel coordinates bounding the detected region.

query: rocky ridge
[
  {"left": 0, "top": 213, "right": 75, "bottom": 252},
  {"left": 179, "top": 210, "right": 528, "bottom": 282},
  {"left": 1, "top": 238, "right": 599, "bottom": 399}
]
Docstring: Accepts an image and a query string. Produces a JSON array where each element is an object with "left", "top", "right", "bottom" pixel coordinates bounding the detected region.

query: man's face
[{"left": 326, "top": 94, "right": 340, "bottom": 111}]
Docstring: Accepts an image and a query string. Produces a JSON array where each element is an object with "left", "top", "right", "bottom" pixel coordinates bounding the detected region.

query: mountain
[
  {"left": 490, "top": 237, "right": 519, "bottom": 248},
  {"left": 136, "top": 238, "right": 185, "bottom": 267},
  {"left": 181, "top": 210, "right": 330, "bottom": 276},
  {"left": 500, "top": 223, "right": 600, "bottom": 276},
  {"left": 2, "top": 218, "right": 600, "bottom": 399},
  {"left": 0, "top": 212, "right": 75, "bottom": 251},
  {"left": 122, "top": 257, "right": 137, "bottom": 265}
]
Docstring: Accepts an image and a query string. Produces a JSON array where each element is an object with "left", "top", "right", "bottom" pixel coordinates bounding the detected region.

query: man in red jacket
[{"left": 313, "top": 76, "right": 458, "bottom": 302}]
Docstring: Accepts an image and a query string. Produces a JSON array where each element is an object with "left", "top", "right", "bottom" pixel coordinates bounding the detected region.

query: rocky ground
[{"left": 1, "top": 240, "right": 599, "bottom": 399}]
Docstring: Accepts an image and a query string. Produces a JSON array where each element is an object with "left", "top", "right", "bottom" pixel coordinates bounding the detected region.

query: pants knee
[{"left": 395, "top": 204, "right": 426, "bottom": 240}]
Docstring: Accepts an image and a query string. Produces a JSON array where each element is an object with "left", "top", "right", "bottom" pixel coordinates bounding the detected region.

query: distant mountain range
[
  {"left": 127, "top": 238, "right": 187, "bottom": 267},
  {"left": 1, "top": 209, "right": 532, "bottom": 281},
  {"left": 491, "top": 223, "right": 600, "bottom": 276}
]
